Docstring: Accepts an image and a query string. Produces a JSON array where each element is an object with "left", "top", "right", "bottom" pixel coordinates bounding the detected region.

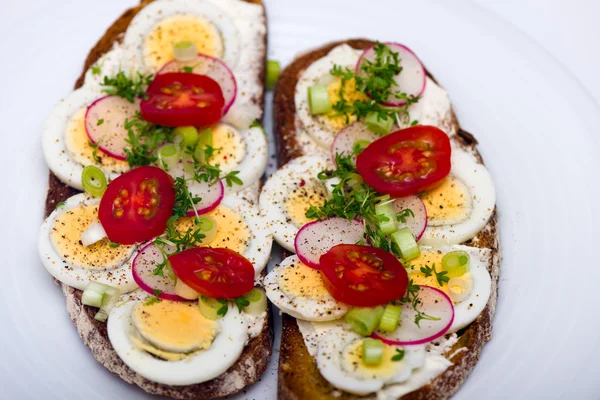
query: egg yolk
[
  {"left": 205, "top": 205, "right": 250, "bottom": 254},
  {"left": 421, "top": 175, "right": 473, "bottom": 226},
  {"left": 64, "top": 108, "right": 129, "bottom": 171},
  {"left": 208, "top": 124, "right": 246, "bottom": 174},
  {"left": 132, "top": 301, "right": 219, "bottom": 355},
  {"left": 341, "top": 339, "right": 404, "bottom": 380},
  {"left": 279, "top": 260, "right": 330, "bottom": 299},
  {"left": 50, "top": 204, "right": 133, "bottom": 269},
  {"left": 143, "top": 15, "right": 224, "bottom": 71},
  {"left": 405, "top": 250, "right": 472, "bottom": 298},
  {"left": 284, "top": 178, "right": 328, "bottom": 228},
  {"left": 320, "top": 77, "right": 369, "bottom": 132}
]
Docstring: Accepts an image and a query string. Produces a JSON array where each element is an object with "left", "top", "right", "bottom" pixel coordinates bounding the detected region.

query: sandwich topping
[
  {"left": 261, "top": 42, "right": 496, "bottom": 397},
  {"left": 38, "top": 0, "right": 270, "bottom": 387}
]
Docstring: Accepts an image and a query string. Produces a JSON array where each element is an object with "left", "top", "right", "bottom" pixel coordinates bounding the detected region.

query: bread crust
[
  {"left": 272, "top": 39, "right": 500, "bottom": 400},
  {"left": 43, "top": 1, "right": 272, "bottom": 398}
]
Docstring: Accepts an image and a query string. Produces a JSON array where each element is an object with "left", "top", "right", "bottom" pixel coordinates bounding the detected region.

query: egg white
[
  {"left": 264, "top": 255, "right": 349, "bottom": 321},
  {"left": 108, "top": 292, "right": 248, "bottom": 386},
  {"left": 315, "top": 330, "right": 424, "bottom": 396},
  {"left": 42, "top": 88, "right": 125, "bottom": 190},
  {"left": 82, "top": 44, "right": 134, "bottom": 92},
  {"left": 419, "top": 146, "right": 496, "bottom": 246},
  {"left": 37, "top": 193, "right": 138, "bottom": 292},
  {"left": 122, "top": 0, "right": 241, "bottom": 73},
  {"left": 216, "top": 194, "right": 273, "bottom": 276},
  {"left": 259, "top": 155, "right": 332, "bottom": 252}
]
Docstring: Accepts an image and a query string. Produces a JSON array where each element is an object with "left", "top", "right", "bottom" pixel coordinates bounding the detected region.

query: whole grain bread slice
[
  {"left": 43, "top": 1, "right": 273, "bottom": 398},
  {"left": 272, "top": 39, "right": 500, "bottom": 400}
]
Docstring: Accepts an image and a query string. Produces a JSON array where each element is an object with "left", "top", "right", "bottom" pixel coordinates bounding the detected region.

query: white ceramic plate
[{"left": 1, "top": 0, "right": 599, "bottom": 399}]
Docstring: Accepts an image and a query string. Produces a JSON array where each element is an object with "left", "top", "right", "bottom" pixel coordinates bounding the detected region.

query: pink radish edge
[
  {"left": 185, "top": 180, "right": 224, "bottom": 217},
  {"left": 371, "top": 286, "right": 454, "bottom": 346},
  {"left": 132, "top": 242, "right": 191, "bottom": 302},
  {"left": 158, "top": 54, "right": 238, "bottom": 115},
  {"left": 355, "top": 42, "right": 426, "bottom": 107}
]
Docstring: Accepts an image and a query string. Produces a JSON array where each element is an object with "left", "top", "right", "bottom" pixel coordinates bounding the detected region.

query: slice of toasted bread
[
  {"left": 43, "top": 1, "right": 272, "bottom": 398},
  {"left": 272, "top": 39, "right": 500, "bottom": 400}
]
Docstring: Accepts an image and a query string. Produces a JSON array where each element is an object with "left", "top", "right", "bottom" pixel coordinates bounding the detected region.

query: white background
[{"left": 1, "top": 0, "right": 599, "bottom": 399}]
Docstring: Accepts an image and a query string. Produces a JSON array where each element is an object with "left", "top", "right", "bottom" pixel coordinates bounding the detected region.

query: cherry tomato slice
[
  {"left": 169, "top": 247, "right": 254, "bottom": 300},
  {"left": 356, "top": 125, "right": 451, "bottom": 197},
  {"left": 140, "top": 72, "right": 225, "bottom": 127},
  {"left": 98, "top": 166, "right": 175, "bottom": 245},
  {"left": 319, "top": 244, "right": 408, "bottom": 307}
]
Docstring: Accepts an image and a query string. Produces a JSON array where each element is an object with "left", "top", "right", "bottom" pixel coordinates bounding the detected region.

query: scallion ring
[
  {"left": 81, "top": 165, "right": 107, "bottom": 198},
  {"left": 378, "top": 304, "right": 402, "bottom": 332},
  {"left": 157, "top": 144, "right": 180, "bottom": 170},
  {"left": 198, "top": 295, "right": 221, "bottom": 320},
  {"left": 266, "top": 60, "right": 281, "bottom": 90},
  {"left": 442, "top": 250, "right": 470, "bottom": 277},
  {"left": 365, "top": 111, "right": 394, "bottom": 135},
  {"left": 362, "top": 338, "right": 384, "bottom": 365},
  {"left": 391, "top": 227, "right": 420, "bottom": 261},
  {"left": 344, "top": 306, "right": 384, "bottom": 336},
  {"left": 308, "top": 84, "right": 332, "bottom": 115},
  {"left": 375, "top": 202, "right": 397, "bottom": 236},
  {"left": 447, "top": 277, "right": 473, "bottom": 303},
  {"left": 173, "top": 41, "right": 198, "bottom": 61}
]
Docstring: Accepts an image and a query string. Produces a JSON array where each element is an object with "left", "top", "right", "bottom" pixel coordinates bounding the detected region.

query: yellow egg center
[
  {"left": 205, "top": 204, "right": 250, "bottom": 254},
  {"left": 279, "top": 259, "right": 330, "bottom": 299},
  {"left": 64, "top": 108, "right": 129, "bottom": 171},
  {"left": 284, "top": 178, "right": 328, "bottom": 228},
  {"left": 50, "top": 204, "right": 133, "bottom": 269},
  {"left": 132, "top": 300, "right": 219, "bottom": 355},
  {"left": 421, "top": 175, "right": 473, "bottom": 226},
  {"left": 320, "top": 77, "right": 369, "bottom": 132},
  {"left": 341, "top": 339, "right": 404, "bottom": 380},
  {"left": 208, "top": 124, "right": 246, "bottom": 174},
  {"left": 143, "top": 15, "right": 224, "bottom": 71}
]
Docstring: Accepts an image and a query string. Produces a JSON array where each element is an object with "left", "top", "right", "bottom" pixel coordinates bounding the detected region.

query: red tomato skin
[
  {"left": 356, "top": 125, "right": 452, "bottom": 197},
  {"left": 140, "top": 72, "right": 225, "bottom": 127},
  {"left": 319, "top": 244, "right": 408, "bottom": 307},
  {"left": 169, "top": 247, "right": 255, "bottom": 300},
  {"left": 98, "top": 166, "right": 175, "bottom": 245}
]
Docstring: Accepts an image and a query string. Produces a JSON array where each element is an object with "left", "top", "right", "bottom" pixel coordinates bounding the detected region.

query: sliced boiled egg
[
  {"left": 404, "top": 76, "right": 456, "bottom": 136},
  {"left": 419, "top": 145, "right": 496, "bottom": 246},
  {"left": 42, "top": 88, "right": 129, "bottom": 190},
  {"left": 404, "top": 244, "right": 492, "bottom": 332},
  {"left": 82, "top": 44, "right": 134, "bottom": 92},
  {"left": 108, "top": 292, "right": 248, "bottom": 385},
  {"left": 123, "top": 0, "right": 241, "bottom": 73},
  {"left": 259, "top": 155, "right": 331, "bottom": 252},
  {"left": 198, "top": 194, "right": 272, "bottom": 275},
  {"left": 38, "top": 193, "right": 138, "bottom": 292},
  {"left": 264, "top": 255, "right": 349, "bottom": 321},
  {"left": 316, "top": 330, "right": 424, "bottom": 395}
]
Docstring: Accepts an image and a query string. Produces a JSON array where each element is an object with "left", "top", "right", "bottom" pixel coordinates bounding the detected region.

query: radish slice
[
  {"left": 356, "top": 43, "right": 426, "bottom": 107},
  {"left": 372, "top": 286, "right": 454, "bottom": 345},
  {"left": 294, "top": 217, "right": 365, "bottom": 269},
  {"left": 186, "top": 179, "right": 224, "bottom": 216},
  {"left": 393, "top": 196, "right": 428, "bottom": 241},
  {"left": 132, "top": 243, "right": 189, "bottom": 302},
  {"left": 330, "top": 122, "right": 378, "bottom": 164},
  {"left": 85, "top": 95, "right": 140, "bottom": 160},
  {"left": 158, "top": 54, "right": 237, "bottom": 115}
]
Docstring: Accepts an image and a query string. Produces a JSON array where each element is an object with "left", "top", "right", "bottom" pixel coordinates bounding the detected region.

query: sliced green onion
[
  {"left": 378, "top": 304, "right": 402, "bottom": 332},
  {"left": 265, "top": 60, "right": 281, "bottom": 90},
  {"left": 193, "top": 128, "right": 214, "bottom": 164},
  {"left": 94, "top": 285, "right": 120, "bottom": 322},
  {"left": 81, "top": 281, "right": 109, "bottom": 308},
  {"left": 375, "top": 202, "right": 397, "bottom": 236},
  {"left": 157, "top": 143, "right": 180, "bottom": 170},
  {"left": 193, "top": 215, "right": 217, "bottom": 244},
  {"left": 182, "top": 153, "right": 196, "bottom": 176},
  {"left": 198, "top": 295, "right": 221, "bottom": 320},
  {"left": 308, "top": 85, "right": 332, "bottom": 115},
  {"left": 243, "top": 288, "right": 268, "bottom": 317},
  {"left": 173, "top": 41, "right": 197, "bottom": 61},
  {"left": 391, "top": 227, "right": 420, "bottom": 261},
  {"left": 81, "top": 165, "right": 107, "bottom": 198},
  {"left": 174, "top": 126, "right": 199, "bottom": 150},
  {"left": 442, "top": 250, "right": 471, "bottom": 277},
  {"left": 365, "top": 111, "right": 394, "bottom": 135},
  {"left": 362, "top": 338, "right": 384, "bottom": 365},
  {"left": 344, "top": 306, "right": 384, "bottom": 336},
  {"left": 346, "top": 173, "right": 364, "bottom": 190},
  {"left": 353, "top": 139, "right": 371, "bottom": 154},
  {"left": 447, "top": 277, "right": 473, "bottom": 303}
]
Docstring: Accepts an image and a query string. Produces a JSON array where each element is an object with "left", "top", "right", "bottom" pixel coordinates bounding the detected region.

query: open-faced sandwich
[
  {"left": 38, "top": 0, "right": 273, "bottom": 398},
  {"left": 263, "top": 39, "right": 499, "bottom": 399}
]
